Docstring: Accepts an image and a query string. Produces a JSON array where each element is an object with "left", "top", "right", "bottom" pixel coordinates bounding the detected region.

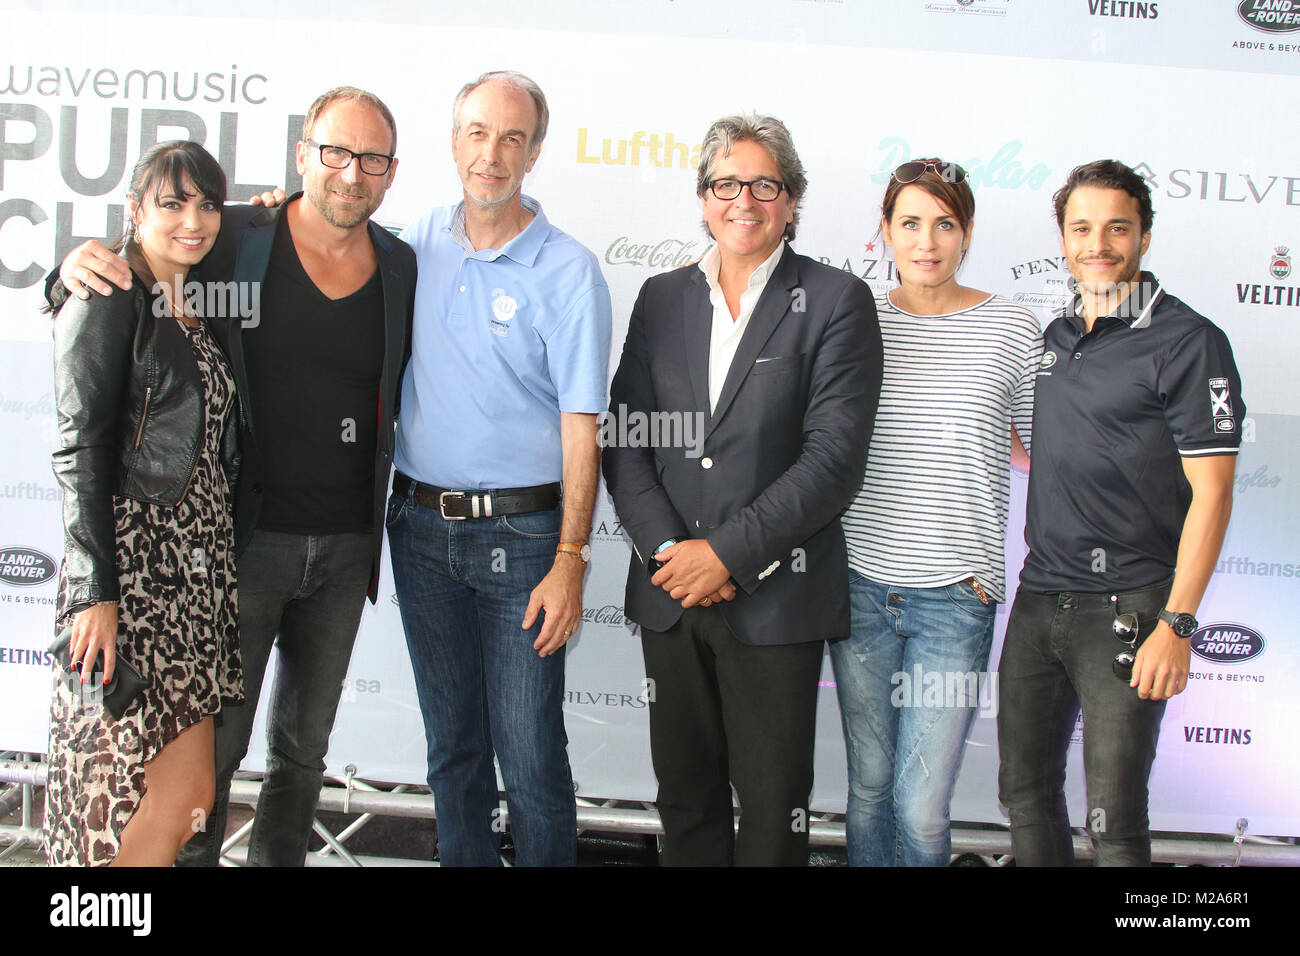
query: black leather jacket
[{"left": 51, "top": 270, "right": 240, "bottom": 617}]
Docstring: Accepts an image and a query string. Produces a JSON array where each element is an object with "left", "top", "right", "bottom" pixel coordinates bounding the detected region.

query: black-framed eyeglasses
[
  {"left": 305, "top": 139, "right": 394, "bottom": 175},
  {"left": 706, "top": 178, "right": 787, "bottom": 202},
  {"left": 892, "top": 160, "right": 968, "bottom": 185},
  {"left": 1110, "top": 595, "right": 1140, "bottom": 681}
]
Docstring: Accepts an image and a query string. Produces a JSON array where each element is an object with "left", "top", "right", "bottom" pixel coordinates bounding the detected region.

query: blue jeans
[
  {"left": 385, "top": 492, "right": 576, "bottom": 866},
  {"left": 176, "top": 529, "right": 373, "bottom": 867},
  {"left": 829, "top": 574, "right": 995, "bottom": 867},
  {"left": 997, "top": 581, "right": 1171, "bottom": 867}
]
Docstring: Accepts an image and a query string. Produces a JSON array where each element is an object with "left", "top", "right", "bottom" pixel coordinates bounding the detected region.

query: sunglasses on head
[{"left": 892, "top": 160, "right": 968, "bottom": 185}]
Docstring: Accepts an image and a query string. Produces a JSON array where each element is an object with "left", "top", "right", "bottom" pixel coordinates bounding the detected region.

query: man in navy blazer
[{"left": 603, "top": 114, "right": 882, "bottom": 865}]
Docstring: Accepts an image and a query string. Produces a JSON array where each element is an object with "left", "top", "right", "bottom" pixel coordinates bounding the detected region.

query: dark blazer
[
  {"left": 603, "top": 245, "right": 882, "bottom": 645},
  {"left": 196, "top": 196, "right": 416, "bottom": 601}
]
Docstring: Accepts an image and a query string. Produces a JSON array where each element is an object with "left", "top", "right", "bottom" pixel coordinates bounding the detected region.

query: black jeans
[
  {"left": 176, "top": 530, "right": 373, "bottom": 866},
  {"left": 641, "top": 606, "right": 824, "bottom": 866},
  {"left": 996, "top": 580, "right": 1172, "bottom": 866}
]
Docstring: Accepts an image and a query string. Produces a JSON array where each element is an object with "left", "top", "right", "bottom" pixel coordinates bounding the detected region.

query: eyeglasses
[
  {"left": 892, "top": 161, "right": 968, "bottom": 185},
  {"left": 1110, "top": 595, "right": 1140, "bottom": 681},
  {"left": 305, "top": 139, "right": 394, "bottom": 175},
  {"left": 705, "top": 178, "right": 787, "bottom": 202}
]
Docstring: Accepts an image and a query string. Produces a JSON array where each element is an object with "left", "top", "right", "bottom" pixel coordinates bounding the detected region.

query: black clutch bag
[{"left": 49, "top": 626, "right": 148, "bottom": 721}]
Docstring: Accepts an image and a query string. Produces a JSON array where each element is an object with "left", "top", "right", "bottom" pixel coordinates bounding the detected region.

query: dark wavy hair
[
  {"left": 1052, "top": 159, "right": 1153, "bottom": 234},
  {"left": 121, "top": 140, "right": 226, "bottom": 251}
]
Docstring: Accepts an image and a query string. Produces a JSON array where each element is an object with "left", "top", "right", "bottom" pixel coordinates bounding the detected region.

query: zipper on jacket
[
  {"left": 178, "top": 453, "right": 201, "bottom": 505},
  {"left": 133, "top": 386, "right": 152, "bottom": 448}
]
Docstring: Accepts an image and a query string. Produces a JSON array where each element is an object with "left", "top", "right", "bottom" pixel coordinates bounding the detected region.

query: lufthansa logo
[
  {"left": 1190, "top": 623, "right": 1266, "bottom": 663},
  {"left": 0, "top": 546, "right": 57, "bottom": 587}
]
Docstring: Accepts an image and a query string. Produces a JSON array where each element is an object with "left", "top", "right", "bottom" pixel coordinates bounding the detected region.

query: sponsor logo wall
[{"left": 2, "top": 5, "right": 1297, "bottom": 835}]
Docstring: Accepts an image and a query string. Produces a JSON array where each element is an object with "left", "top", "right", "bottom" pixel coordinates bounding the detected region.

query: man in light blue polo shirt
[{"left": 386, "top": 70, "right": 611, "bottom": 866}]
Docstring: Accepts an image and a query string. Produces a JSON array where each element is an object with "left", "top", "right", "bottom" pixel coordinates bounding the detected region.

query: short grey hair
[
  {"left": 452, "top": 70, "right": 549, "bottom": 151},
  {"left": 303, "top": 87, "right": 398, "bottom": 155},
  {"left": 696, "top": 113, "right": 807, "bottom": 242}
]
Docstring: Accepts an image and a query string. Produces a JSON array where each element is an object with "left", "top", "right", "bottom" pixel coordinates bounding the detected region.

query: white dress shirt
[{"left": 697, "top": 241, "right": 786, "bottom": 413}]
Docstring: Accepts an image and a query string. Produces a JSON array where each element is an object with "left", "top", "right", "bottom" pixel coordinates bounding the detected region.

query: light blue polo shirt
[{"left": 395, "top": 196, "right": 612, "bottom": 489}]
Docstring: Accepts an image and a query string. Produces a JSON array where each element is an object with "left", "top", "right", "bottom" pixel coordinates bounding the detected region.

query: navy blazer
[
  {"left": 200, "top": 196, "right": 416, "bottom": 601},
  {"left": 604, "top": 245, "right": 882, "bottom": 645}
]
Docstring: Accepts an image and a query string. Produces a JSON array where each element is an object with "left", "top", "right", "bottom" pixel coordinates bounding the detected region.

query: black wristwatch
[{"left": 1157, "top": 608, "right": 1198, "bottom": 638}]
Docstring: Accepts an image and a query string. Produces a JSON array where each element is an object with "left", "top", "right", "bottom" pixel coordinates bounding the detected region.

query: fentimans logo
[
  {"left": 0, "top": 546, "right": 56, "bottom": 587},
  {"left": 1271, "top": 245, "right": 1291, "bottom": 279},
  {"left": 1189, "top": 623, "right": 1265, "bottom": 663},
  {"left": 1238, "top": 0, "right": 1300, "bottom": 32}
]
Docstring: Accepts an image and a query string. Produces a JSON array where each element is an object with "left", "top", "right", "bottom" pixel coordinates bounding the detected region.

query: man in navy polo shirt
[
  {"left": 997, "top": 159, "right": 1243, "bottom": 866},
  {"left": 385, "top": 71, "right": 611, "bottom": 866}
]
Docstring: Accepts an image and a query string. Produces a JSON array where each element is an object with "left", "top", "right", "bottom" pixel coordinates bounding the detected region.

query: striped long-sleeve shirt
[{"left": 841, "top": 293, "right": 1043, "bottom": 603}]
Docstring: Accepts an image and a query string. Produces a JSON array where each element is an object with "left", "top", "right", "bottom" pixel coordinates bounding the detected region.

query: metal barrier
[{"left": 5, "top": 754, "right": 1299, "bottom": 866}]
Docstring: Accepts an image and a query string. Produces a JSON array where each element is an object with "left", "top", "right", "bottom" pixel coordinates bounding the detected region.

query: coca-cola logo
[
  {"left": 581, "top": 604, "right": 634, "bottom": 627},
  {"left": 604, "top": 237, "right": 707, "bottom": 269},
  {"left": 1238, "top": 0, "right": 1300, "bottom": 33},
  {"left": 1190, "top": 623, "right": 1266, "bottom": 664},
  {"left": 0, "top": 546, "right": 57, "bottom": 587}
]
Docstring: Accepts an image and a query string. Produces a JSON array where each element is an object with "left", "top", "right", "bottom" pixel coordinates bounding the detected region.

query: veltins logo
[
  {"left": 1235, "top": 244, "right": 1300, "bottom": 307},
  {"left": 0, "top": 546, "right": 56, "bottom": 587},
  {"left": 1238, "top": 0, "right": 1300, "bottom": 32},
  {"left": 1271, "top": 245, "right": 1291, "bottom": 279},
  {"left": 1189, "top": 623, "right": 1265, "bottom": 663}
]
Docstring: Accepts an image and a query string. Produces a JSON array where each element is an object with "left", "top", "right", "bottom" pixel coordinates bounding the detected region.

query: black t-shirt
[
  {"left": 1020, "top": 273, "right": 1244, "bottom": 593},
  {"left": 243, "top": 214, "right": 385, "bottom": 534}
]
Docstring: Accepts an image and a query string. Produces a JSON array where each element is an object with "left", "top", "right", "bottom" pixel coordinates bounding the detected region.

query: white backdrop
[{"left": 3, "top": 1, "right": 1297, "bottom": 837}]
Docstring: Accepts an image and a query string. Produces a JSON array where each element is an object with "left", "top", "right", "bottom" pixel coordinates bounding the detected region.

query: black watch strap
[{"left": 1158, "top": 608, "right": 1198, "bottom": 638}]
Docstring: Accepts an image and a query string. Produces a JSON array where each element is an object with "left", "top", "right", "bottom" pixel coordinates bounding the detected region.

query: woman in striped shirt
[{"left": 830, "top": 159, "right": 1043, "bottom": 866}]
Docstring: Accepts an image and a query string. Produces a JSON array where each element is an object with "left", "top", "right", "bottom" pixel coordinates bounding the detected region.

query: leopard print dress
[{"left": 45, "top": 319, "right": 243, "bottom": 866}]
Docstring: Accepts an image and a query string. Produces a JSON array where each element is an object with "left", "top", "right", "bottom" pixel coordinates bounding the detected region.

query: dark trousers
[
  {"left": 641, "top": 606, "right": 824, "bottom": 866},
  {"left": 176, "top": 530, "right": 373, "bottom": 867},
  {"left": 996, "top": 580, "right": 1172, "bottom": 866}
]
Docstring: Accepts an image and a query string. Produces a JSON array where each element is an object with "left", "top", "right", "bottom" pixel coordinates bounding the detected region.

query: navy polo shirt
[{"left": 1020, "top": 272, "right": 1244, "bottom": 593}]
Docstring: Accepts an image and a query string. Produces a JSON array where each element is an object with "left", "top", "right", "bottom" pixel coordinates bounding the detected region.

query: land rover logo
[
  {"left": 0, "top": 546, "right": 57, "bottom": 587},
  {"left": 1238, "top": 0, "right": 1300, "bottom": 33},
  {"left": 1190, "top": 623, "right": 1266, "bottom": 663}
]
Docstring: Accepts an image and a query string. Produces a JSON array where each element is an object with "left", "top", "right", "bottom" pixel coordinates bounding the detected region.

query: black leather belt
[{"left": 393, "top": 472, "right": 560, "bottom": 520}]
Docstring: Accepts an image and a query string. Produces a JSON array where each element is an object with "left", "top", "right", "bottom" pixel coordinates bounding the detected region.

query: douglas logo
[
  {"left": 0, "top": 546, "right": 56, "bottom": 587},
  {"left": 1190, "top": 623, "right": 1266, "bottom": 663}
]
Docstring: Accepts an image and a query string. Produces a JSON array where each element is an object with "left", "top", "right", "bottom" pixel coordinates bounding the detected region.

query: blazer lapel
[
  {"left": 683, "top": 270, "right": 712, "bottom": 416},
  {"left": 706, "top": 245, "right": 798, "bottom": 437}
]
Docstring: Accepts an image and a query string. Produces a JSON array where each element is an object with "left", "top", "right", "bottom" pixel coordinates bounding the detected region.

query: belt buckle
[{"left": 438, "top": 490, "right": 467, "bottom": 520}]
